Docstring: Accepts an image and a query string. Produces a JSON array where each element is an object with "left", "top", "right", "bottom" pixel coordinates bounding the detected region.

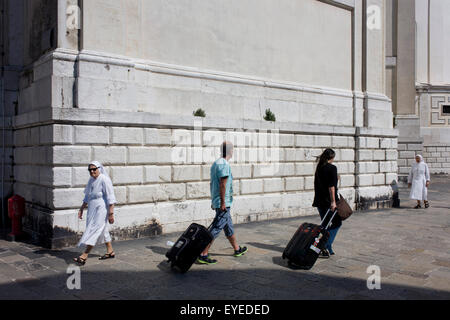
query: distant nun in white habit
[
  {"left": 408, "top": 155, "right": 431, "bottom": 209},
  {"left": 74, "top": 161, "right": 117, "bottom": 265}
]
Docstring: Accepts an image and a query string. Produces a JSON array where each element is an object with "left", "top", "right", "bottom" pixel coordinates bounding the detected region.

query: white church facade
[{"left": 1, "top": 0, "right": 446, "bottom": 248}]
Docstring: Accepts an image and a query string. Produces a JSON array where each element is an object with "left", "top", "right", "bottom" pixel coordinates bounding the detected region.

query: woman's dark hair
[{"left": 315, "top": 148, "right": 336, "bottom": 175}]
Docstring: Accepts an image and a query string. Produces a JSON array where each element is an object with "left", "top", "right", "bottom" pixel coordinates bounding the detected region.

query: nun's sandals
[
  {"left": 73, "top": 256, "right": 87, "bottom": 266},
  {"left": 99, "top": 251, "right": 115, "bottom": 260}
]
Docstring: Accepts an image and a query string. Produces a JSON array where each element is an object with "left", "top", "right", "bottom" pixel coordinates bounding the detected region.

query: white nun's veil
[
  {"left": 89, "top": 161, "right": 110, "bottom": 180},
  {"left": 84, "top": 161, "right": 111, "bottom": 197}
]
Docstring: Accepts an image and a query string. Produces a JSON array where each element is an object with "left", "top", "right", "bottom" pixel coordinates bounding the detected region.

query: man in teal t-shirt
[
  {"left": 197, "top": 141, "right": 248, "bottom": 265},
  {"left": 210, "top": 157, "right": 233, "bottom": 210}
]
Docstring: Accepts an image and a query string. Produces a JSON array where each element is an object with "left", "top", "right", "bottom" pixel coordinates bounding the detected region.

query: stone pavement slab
[{"left": 0, "top": 176, "right": 449, "bottom": 300}]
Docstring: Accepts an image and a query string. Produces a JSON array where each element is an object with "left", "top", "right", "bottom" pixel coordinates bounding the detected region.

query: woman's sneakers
[
  {"left": 319, "top": 249, "right": 330, "bottom": 259},
  {"left": 320, "top": 248, "right": 335, "bottom": 258},
  {"left": 234, "top": 246, "right": 248, "bottom": 257}
]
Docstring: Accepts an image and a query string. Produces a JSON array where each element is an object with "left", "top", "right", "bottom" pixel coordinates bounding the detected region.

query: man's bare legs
[
  {"left": 227, "top": 235, "right": 240, "bottom": 251},
  {"left": 201, "top": 235, "right": 239, "bottom": 257},
  {"left": 201, "top": 242, "right": 214, "bottom": 257}
]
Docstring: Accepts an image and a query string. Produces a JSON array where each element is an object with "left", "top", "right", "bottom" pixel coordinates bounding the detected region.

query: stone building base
[{"left": 10, "top": 50, "right": 399, "bottom": 249}]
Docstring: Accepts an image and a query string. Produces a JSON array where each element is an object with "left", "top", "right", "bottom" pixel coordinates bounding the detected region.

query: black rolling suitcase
[
  {"left": 282, "top": 209, "right": 338, "bottom": 270},
  {"left": 165, "top": 223, "right": 214, "bottom": 273}
]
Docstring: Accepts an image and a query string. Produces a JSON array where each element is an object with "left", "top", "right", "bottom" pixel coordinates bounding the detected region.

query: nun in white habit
[
  {"left": 74, "top": 161, "right": 117, "bottom": 265},
  {"left": 408, "top": 155, "right": 431, "bottom": 209}
]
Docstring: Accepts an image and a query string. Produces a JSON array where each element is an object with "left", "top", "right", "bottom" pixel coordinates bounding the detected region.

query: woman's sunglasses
[{"left": 88, "top": 168, "right": 98, "bottom": 173}]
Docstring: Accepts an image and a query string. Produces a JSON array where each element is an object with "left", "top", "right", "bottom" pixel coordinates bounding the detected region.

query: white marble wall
[
  {"left": 422, "top": 146, "right": 450, "bottom": 175},
  {"left": 13, "top": 51, "right": 398, "bottom": 243},
  {"left": 82, "top": 0, "right": 353, "bottom": 91},
  {"left": 386, "top": 0, "right": 450, "bottom": 184},
  {"left": 416, "top": 0, "right": 450, "bottom": 175},
  {"left": 52, "top": 50, "right": 356, "bottom": 127},
  {"left": 38, "top": 124, "right": 397, "bottom": 237},
  {"left": 419, "top": 91, "right": 450, "bottom": 174},
  {"left": 6, "top": 0, "right": 399, "bottom": 247}
]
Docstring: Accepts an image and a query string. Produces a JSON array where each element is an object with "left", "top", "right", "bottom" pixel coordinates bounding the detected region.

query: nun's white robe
[
  {"left": 408, "top": 161, "right": 430, "bottom": 201},
  {"left": 78, "top": 174, "right": 116, "bottom": 247}
]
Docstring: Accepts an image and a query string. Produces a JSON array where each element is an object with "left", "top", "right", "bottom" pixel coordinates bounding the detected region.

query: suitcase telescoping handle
[
  {"left": 206, "top": 209, "right": 228, "bottom": 232},
  {"left": 320, "top": 209, "right": 338, "bottom": 231}
]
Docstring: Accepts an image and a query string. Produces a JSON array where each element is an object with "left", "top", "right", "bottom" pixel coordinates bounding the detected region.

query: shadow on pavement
[
  {"left": 32, "top": 249, "right": 101, "bottom": 265},
  {"left": 146, "top": 246, "right": 167, "bottom": 256},
  {"left": 1, "top": 175, "right": 448, "bottom": 300},
  {"left": 247, "top": 242, "right": 285, "bottom": 254},
  {"left": 0, "top": 266, "right": 449, "bottom": 300}
]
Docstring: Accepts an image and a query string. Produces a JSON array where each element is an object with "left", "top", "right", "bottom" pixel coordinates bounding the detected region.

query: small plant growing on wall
[
  {"left": 264, "top": 109, "right": 276, "bottom": 122},
  {"left": 193, "top": 108, "right": 206, "bottom": 118}
]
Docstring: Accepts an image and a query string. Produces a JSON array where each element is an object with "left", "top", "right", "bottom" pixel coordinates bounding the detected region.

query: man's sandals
[{"left": 99, "top": 251, "right": 115, "bottom": 260}]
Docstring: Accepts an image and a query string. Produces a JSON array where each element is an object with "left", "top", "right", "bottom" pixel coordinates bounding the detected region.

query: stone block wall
[
  {"left": 0, "top": 70, "right": 15, "bottom": 217},
  {"left": 418, "top": 92, "right": 450, "bottom": 175},
  {"left": 6, "top": 48, "right": 399, "bottom": 248},
  {"left": 355, "top": 130, "right": 398, "bottom": 209},
  {"left": 397, "top": 141, "right": 424, "bottom": 184},
  {"left": 422, "top": 145, "right": 450, "bottom": 174},
  {"left": 0, "top": 120, "right": 14, "bottom": 218},
  {"left": 13, "top": 124, "right": 56, "bottom": 247},
  {"left": 398, "top": 142, "right": 450, "bottom": 176},
  {"left": 44, "top": 124, "right": 397, "bottom": 247},
  {"left": 0, "top": 0, "right": 405, "bottom": 249},
  {"left": 47, "top": 126, "right": 354, "bottom": 234}
]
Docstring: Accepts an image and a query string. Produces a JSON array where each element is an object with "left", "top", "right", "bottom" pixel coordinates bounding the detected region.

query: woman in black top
[{"left": 312, "top": 149, "right": 342, "bottom": 258}]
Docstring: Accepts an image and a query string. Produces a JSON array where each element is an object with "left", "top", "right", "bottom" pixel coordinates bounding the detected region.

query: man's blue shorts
[{"left": 209, "top": 208, "right": 234, "bottom": 239}]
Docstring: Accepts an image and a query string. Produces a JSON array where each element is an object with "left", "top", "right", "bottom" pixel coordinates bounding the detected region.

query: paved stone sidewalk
[{"left": 0, "top": 176, "right": 449, "bottom": 300}]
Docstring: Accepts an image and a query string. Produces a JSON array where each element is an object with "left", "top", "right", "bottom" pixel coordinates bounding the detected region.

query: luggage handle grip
[
  {"left": 207, "top": 209, "right": 228, "bottom": 232},
  {"left": 320, "top": 209, "right": 338, "bottom": 230}
]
